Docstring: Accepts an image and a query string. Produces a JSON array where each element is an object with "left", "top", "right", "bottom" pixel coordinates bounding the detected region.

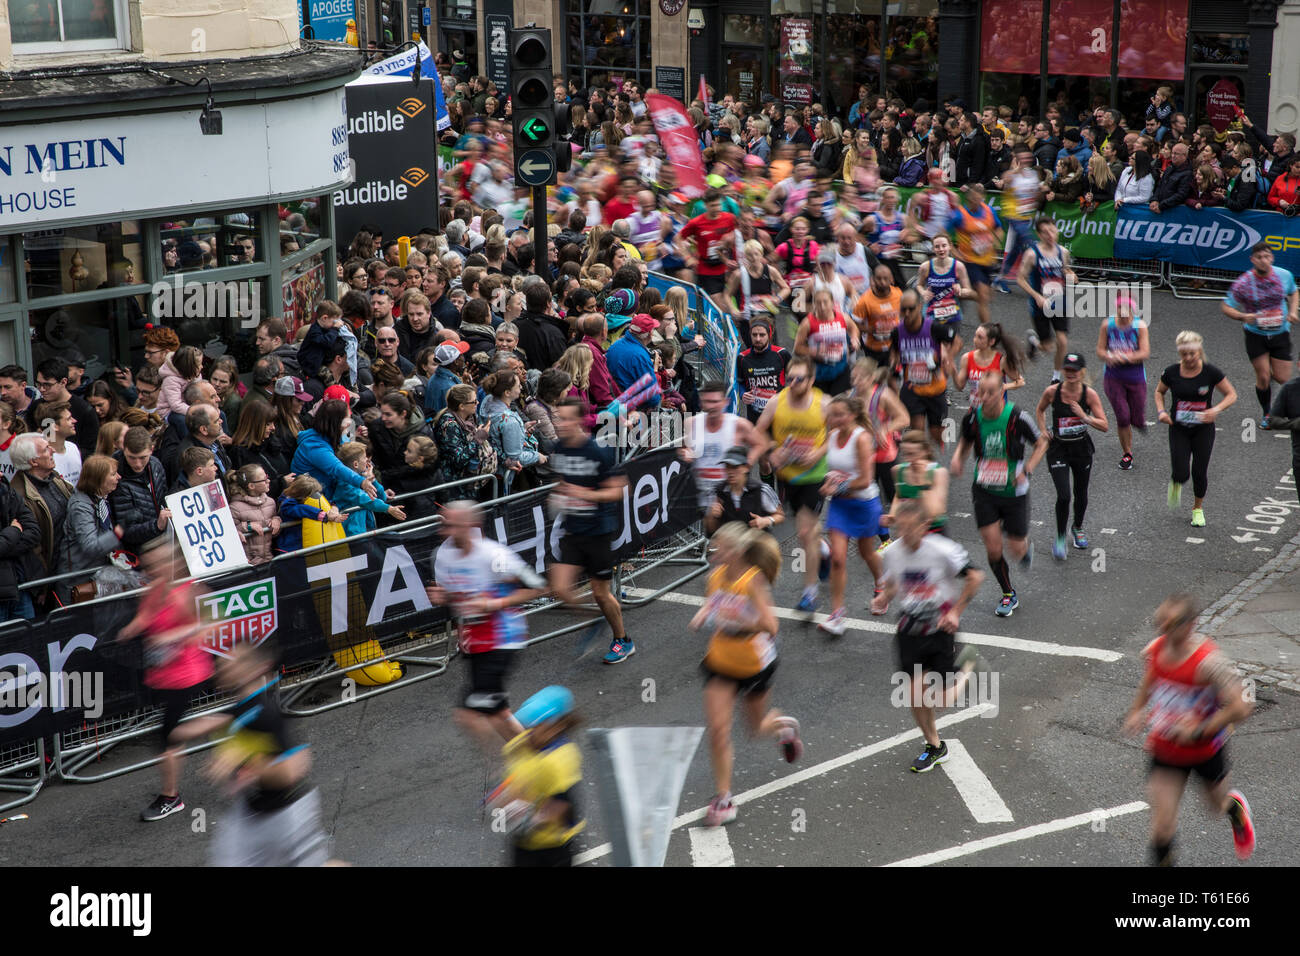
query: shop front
[{"left": 0, "top": 56, "right": 356, "bottom": 377}]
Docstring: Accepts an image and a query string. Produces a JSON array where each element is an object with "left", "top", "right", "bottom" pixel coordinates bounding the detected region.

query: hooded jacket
[
  {"left": 155, "top": 354, "right": 195, "bottom": 422},
  {"left": 109, "top": 452, "right": 168, "bottom": 550},
  {"left": 229, "top": 491, "right": 277, "bottom": 565},
  {"left": 291, "top": 428, "right": 365, "bottom": 504},
  {"left": 0, "top": 481, "right": 42, "bottom": 603},
  {"left": 515, "top": 309, "right": 570, "bottom": 372}
]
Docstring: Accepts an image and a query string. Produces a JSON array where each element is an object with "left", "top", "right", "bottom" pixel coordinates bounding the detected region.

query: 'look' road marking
[
  {"left": 625, "top": 589, "right": 1123, "bottom": 662},
  {"left": 884, "top": 801, "right": 1148, "bottom": 867},
  {"left": 688, "top": 827, "right": 735, "bottom": 867},
  {"left": 574, "top": 703, "right": 995, "bottom": 865},
  {"left": 942, "top": 739, "right": 1013, "bottom": 823}
]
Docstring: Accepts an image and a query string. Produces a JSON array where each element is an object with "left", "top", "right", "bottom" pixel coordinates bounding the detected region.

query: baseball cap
[
  {"left": 720, "top": 445, "right": 750, "bottom": 467},
  {"left": 817, "top": 247, "right": 836, "bottom": 265},
  {"left": 514, "top": 685, "right": 574, "bottom": 728},
  {"left": 1063, "top": 128, "right": 1082, "bottom": 144},
  {"left": 1062, "top": 352, "right": 1086, "bottom": 370},
  {"left": 630, "top": 313, "right": 659, "bottom": 333},
  {"left": 274, "top": 376, "right": 312, "bottom": 402},
  {"left": 706, "top": 174, "right": 728, "bottom": 189},
  {"left": 435, "top": 341, "right": 470, "bottom": 366},
  {"left": 323, "top": 384, "right": 352, "bottom": 405}
]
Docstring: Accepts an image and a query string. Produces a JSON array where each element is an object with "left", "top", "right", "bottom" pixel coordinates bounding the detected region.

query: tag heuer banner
[{"left": 0, "top": 448, "right": 698, "bottom": 744}]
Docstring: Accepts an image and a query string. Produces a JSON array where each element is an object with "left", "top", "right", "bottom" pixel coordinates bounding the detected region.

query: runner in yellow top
[
  {"left": 754, "top": 355, "right": 831, "bottom": 613},
  {"left": 692, "top": 523, "right": 802, "bottom": 827}
]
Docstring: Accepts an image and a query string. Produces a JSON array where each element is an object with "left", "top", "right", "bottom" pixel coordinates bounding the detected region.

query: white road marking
[
  {"left": 688, "top": 827, "right": 735, "bottom": 867},
  {"left": 950, "top": 512, "right": 972, "bottom": 518},
  {"left": 626, "top": 589, "right": 1123, "bottom": 662},
  {"left": 1255, "top": 547, "right": 1273, "bottom": 553},
  {"left": 942, "top": 740, "right": 1013, "bottom": 823},
  {"left": 1100, "top": 528, "right": 1117, "bottom": 535},
  {"left": 1186, "top": 537, "right": 1205, "bottom": 544},
  {"left": 574, "top": 704, "right": 995, "bottom": 865},
  {"left": 883, "top": 802, "right": 1148, "bottom": 867}
]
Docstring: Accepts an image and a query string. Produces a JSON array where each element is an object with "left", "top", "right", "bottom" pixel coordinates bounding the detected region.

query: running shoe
[
  {"left": 818, "top": 607, "right": 847, "bottom": 636},
  {"left": 1167, "top": 480, "right": 1182, "bottom": 509},
  {"left": 818, "top": 538, "right": 831, "bottom": 582},
  {"left": 603, "top": 638, "right": 636, "bottom": 664},
  {"left": 705, "top": 793, "right": 738, "bottom": 827},
  {"left": 1072, "top": 527, "right": 1089, "bottom": 549},
  {"left": 877, "top": 536, "right": 893, "bottom": 554},
  {"left": 1226, "top": 789, "right": 1255, "bottom": 860},
  {"left": 870, "top": 587, "right": 887, "bottom": 615},
  {"left": 1190, "top": 508, "right": 1206, "bottom": 528},
  {"left": 141, "top": 793, "right": 185, "bottom": 822},
  {"left": 909, "top": 741, "right": 949, "bottom": 773},
  {"left": 1119, "top": 453, "right": 1133, "bottom": 471},
  {"left": 1260, "top": 415, "right": 1272, "bottom": 430},
  {"left": 995, "top": 591, "right": 1019, "bottom": 617},
  {"left": 954, "top": 644, "right": 983, "bottom": 674},
  {"left": 1053, "top": 534, "right": 1067, "bottom": 561},
  {"left": 994, "top": 277, "right": 1012, "bottom": 294},
  {"left": 1050, "top": 369, "right": 1062, "bottom": 384},
  {"left": 1019, "top": 541, "right": 1034, "bottom": 570},
  {"left": 1026, "top": 328, "right": 1040, "bottom": 359},
  {"left": 574, "top": 619, "right": 608, "bottom": 659},
  {"left": 797, "top": 586, "right": 819, "bottom": 615},
  {"left": 774, "top": 716, "right": 803, "bottom": 763}
]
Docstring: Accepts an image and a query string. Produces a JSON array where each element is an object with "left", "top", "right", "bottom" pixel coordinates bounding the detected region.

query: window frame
[{"left": 10, "top": 0, "right": 133, "bottom": 56}]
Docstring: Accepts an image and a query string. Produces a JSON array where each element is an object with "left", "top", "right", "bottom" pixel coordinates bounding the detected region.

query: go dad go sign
[{"left": 164, "top": 480, "right": 248, "bottom": 577}]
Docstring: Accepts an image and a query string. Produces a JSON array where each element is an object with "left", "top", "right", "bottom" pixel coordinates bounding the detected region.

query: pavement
[{"left": 1, "top": 286, "right": 1297, "bottom": 868}]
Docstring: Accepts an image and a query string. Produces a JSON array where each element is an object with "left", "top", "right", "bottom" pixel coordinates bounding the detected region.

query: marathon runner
[
  {"left": 994, "top": 145, "right": 1045, "bottom": 297},
  {"left": 548, "top": 398, "right": 635, "bottom": 663},
  {"left": 686, "top": 380, "right": 758, "bottom": 512},
  {"left": 953, "top": 322, "right": 1027, "bottom": 405},
  {"left": 1266, "top": 369, "right": 1300, "bottom": 503},
  {"left": 1154, "top": 331, "right": 1237, "bottom": 528},
  {"left": 949, "top": 183, "right": 1004, "bottom": 328},
  {"left": 951, "top": 371, "right": 1049, "bottom": 617},
  {"left": 832, "top": 221, "right": 878, "bottom": 292},
  {"left": 870, "top": 499, "right": 984, "bottom": 772},
  {"left": 1017, "top": 216, "right": 1076, "bottom": 380},
  {"left": 891, "top": 288, "right": 956, "bottom": 446},
  {"left": 754, "top": 355, "right": 831, "bottom": 614},
  {"left": 736, "top": 316, "right": 790, "bottom": 425},
  {"left": 704, "top": 445, "right": 785, "bottom": 536},
  {"left": 1220, "top": 241, "right": 1298, "bottom": 428},
  {"left": 883, "top": 429, "right": 950, "bottom": 536},
  {"left": 1034, "top": 352, "right": 1108, "bottom": 561},
  {"left": 852, "top": 264, "right": 903, "bottom": 371},
  {"left": 678, "top": 187, "right": 739, "bottom": 300},
  {"left": 865, "top": 187, "right": 908, "bottom": 288},
  {"left": 723, "top": 239, "right": 790, "bottom": 348},
  {"left": 812, "top": 247, "right": 858, "bottom": 317},
  {"left": 693, "top": 523, "right": 803, "bottom": 827},
  {"left": 1123, "top": 593, "right": 1256, "bottom": 866},
  {"left": 1095, "top": 295, "right": 1151, "bottom": 471},
  {"left": 816, "top": 395, "right": 884, "bottom": 635},
  {"left": 794, "top": 287, "right": 859, "bottom": 397},
  {"left": 425, "top": 501, "right": 549, "bottom": 748},
  {"left": 915, "top": 234, "right": 975, "bottom": 358},
  {"left": 851, "top": 358, "right": 909, "bottom": 541},
  {"left": 902, "top": 168, "right": 960, "bottom": 253},
  {"left": 773, "top": 217, "right": 820, "bottom": 321}
]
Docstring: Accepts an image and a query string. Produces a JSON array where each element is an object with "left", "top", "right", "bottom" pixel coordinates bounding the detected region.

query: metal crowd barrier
[
  {"left": 1166, "top": 262, "right": 1238, "bottom": 299},
  {"left": 0, "top": 618, "right": 46, "bottom": 811}
]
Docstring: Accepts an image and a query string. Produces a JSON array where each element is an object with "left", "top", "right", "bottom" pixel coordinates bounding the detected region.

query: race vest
[{"left": 772, "top": 388, "right": 828, "bottom": 485}]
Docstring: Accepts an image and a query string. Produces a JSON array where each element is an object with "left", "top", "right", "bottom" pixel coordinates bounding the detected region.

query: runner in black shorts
[
  {"left": 891, "top": 288, "right": 956, "bottom": 447},
  {"left": 872, "top": 501, "right": 984, "bottom": 773},
  {"left": 1017, "top": 217, "right": 1075, "bottom": 382},
  {"left": 548, "top": 399, "right": 635, "bottom": 664},
  {"left": 952, "top": 372, "right": 1048, "bottom": 618},
  {"left": 1221, "top": 242, "right": 1298, "bottom": 428}
]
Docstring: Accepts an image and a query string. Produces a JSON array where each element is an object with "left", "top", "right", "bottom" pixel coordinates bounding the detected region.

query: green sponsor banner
[{"left": 844, "top": 183, "right": 1115, "bottom": 259}]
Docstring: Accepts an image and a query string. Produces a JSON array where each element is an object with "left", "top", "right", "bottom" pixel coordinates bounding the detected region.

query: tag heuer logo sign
[{"left": 197, "top": 580, "right": 277, "bottom": 658}]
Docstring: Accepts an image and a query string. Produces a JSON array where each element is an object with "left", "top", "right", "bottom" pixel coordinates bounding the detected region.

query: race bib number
[
  {"left": 1256, "top": 308, "right": 1284, "bottom": 331},
  {"left": 706, "top": 240, "right": 726, "bottom": 262},
  {"left": 973, "top": 236, "right": 993, "bottom": 256},
  {"left": 750, "top": 388, "right": 776, "bottom": 411},
  {"left": 934, "top": 303, "right": 959, "bottom": 320},
  {"left": 1174, "top": 401, "right": 1206, "bottom": 426},
  {"left": 907, "top": 361, "right": 932, "bottom": 385},
  {"left": 1056, "top": 415, "right": 1087, "bottom": 439},
  {"left": 819, "top": 341, "right": 846, "bottom": 363},
  {"left": 976, "top": 458, "right": 1009, "bottom": 488},
  {"left": 1042, "top": 278, "right": 1064, "bottom": 304}
]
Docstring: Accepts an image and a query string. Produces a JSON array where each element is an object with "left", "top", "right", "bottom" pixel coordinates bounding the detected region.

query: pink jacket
[
  {"left": 155, "top": 353, "right": 195, "bottom": 421},
  {"left": 581, "top": 336, "right": 617, "bottom": 408},
  {"left": 230, "top": 492, "right": 277, "bottom": 565}
]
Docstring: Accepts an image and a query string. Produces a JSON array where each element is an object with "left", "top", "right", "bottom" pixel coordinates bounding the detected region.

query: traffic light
[
  {"left": 554, "top": 102, "right": 572, "bottom": 173},
  {"left": 510, "top": 28, "right": 554, "bottom": 155}
]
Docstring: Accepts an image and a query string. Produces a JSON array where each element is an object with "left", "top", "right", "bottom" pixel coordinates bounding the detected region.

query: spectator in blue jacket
[
  {"left": 1058, "top": 128, "right": 1093, "bottom": 168},
  {"left": 605, "top": 313, "right": 663, "bottom": 408},
  {"left": 335, "top": 442, "right": 405, "bottom": 535},
  {"left": 479, "top": 370, "right": 542, "bottom": 494},
  {"left": 290, "top": 398, "right": 378, "bottom": 505},
  {"left": 424, "top": 341, "right": 469, "bottom": 417}
]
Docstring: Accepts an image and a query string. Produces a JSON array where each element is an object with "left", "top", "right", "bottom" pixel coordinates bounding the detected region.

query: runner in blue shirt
[{"left": 1221, "top": 241, "right": 1299, "bottom": 428}]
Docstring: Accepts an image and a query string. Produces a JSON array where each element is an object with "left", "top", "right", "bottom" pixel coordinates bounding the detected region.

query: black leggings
[
  {"left": 1048, "top": 448, "right": 1093, "bottom": 535},
  {"left": 1169, "top": 424, "right": 1215, "bottom": 500}
]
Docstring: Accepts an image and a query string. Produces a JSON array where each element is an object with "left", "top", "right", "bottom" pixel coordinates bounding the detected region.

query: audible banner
[
  {"left": 334, "top": 76, "right": 440, "bottom": 248},
  {"left": 0, "top": 448, "right": 698, "bottom": 745}
]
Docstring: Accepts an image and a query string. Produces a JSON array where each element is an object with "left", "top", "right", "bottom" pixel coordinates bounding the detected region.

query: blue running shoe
[
  {"left": 797, "top": 586, "right": 819, "bottom": 615},
  {"left": 995, "top": 591, "right": 1019, "bottom": 617},
  {"left": 1072, "top": 527, "right": 1089, "bottom": 549},
  {"left": 1053, "top": 535, "right": 1066, "bottom": 561},
  {"left": 603, "top": 638, "right": 636, "bottom": 664}
]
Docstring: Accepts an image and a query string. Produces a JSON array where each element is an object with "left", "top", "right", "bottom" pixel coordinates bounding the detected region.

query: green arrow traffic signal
[{"left": 522, "top": 117, "right": 550, "bottom": 141}]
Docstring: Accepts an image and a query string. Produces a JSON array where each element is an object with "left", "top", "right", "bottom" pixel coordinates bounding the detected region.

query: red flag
[
  {"left": 698, "top": 75, "right": 711, "bottom": 110},
  {"left": 647, "top": 93, "right": 708, "bottom": 199}
]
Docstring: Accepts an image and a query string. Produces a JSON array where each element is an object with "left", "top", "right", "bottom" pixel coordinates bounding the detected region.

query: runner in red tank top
[{"left": 1123, "top": 593, "right": 1256, "bottom": 865}]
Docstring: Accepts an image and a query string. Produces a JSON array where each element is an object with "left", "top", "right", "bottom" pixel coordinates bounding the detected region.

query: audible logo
[
  {"left": 400, "top": 167, "right": 428, "bottom": 188},
  {"left": 397, "top": 97, "right": 427, "bottom": 118}
]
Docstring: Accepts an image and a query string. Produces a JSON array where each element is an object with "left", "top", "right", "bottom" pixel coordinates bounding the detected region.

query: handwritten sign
[{"left": 165, "top": 480, "right": 249, "bottom": 577}]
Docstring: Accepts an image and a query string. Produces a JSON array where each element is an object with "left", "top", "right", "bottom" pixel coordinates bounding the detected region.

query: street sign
[
  {"left": 485, "top": 12, "right": 512, "bottom": 92},
  {"left": 515, "top": 148, "right": 556, "bottom": 186},
  {"left": 423, "top": 6, "right": 431, "bottom": 26}
]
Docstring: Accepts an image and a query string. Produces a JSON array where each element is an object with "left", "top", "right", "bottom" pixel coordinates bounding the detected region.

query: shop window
[
  {"left": 279, "top": 199, "right": 325, "bottom": 251},
  {"left": 10, "top": 0, "right": 130, "bottom": 52},
  {"left": 29, "top": 298, "right": 147, "bottom": 383},
  {"left": 1190, "top": 33, "right": 1248, "bottom": 67},
  {"left": 0, "top": 240, "right": 14, "bottom": 305},
  {"left": 159, "top": 209, "right": 262, "bottom": 273},
  {"left": 23, "top": 221, "right": 144, "bottom": 300},
  {"left": 566, "top": 0, "right": 652, "bottom": 94},
  {"left": 282, "top": 253, "right": 329, "bottom": 341},
  {"left": 725, "top": 14, "right": 767, "bottom": 45},
  {"left": 980, "top": 0, "right": 1044, "bottom": 121},
  {"left": 885, "top": 1, "right": 939, "bottom": 110}
]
